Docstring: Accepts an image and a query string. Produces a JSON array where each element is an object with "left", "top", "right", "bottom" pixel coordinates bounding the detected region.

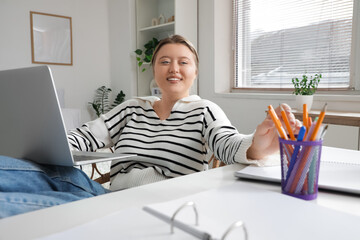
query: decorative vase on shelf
[{"left": 295, "top": 95, "right": 313, "bottom": 111}]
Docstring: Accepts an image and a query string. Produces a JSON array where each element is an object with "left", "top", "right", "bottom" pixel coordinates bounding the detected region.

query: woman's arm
[
  {"left": 67, "top": 99, "right": 135, "bottom": 151},
  {"left": 203, "top": 101, "right": 254, "bottom": 165},
  {"left": 67, "top": 117, "right": 113, "bottom": 152},
  {"left": 247, "top": 103, "right": 301, "bottom": 160}
]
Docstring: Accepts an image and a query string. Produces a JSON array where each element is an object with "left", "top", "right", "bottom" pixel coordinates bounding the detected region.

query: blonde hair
[{"left": 151, "top": 35, "right": 199, "bottom": 70}]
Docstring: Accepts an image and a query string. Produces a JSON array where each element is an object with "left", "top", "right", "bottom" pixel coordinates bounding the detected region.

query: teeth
[{"left": 168, "top": 78, "right": 180, "bottom": 81}]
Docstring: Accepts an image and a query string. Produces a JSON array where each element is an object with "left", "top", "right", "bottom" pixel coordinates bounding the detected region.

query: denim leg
[{"left": 0, "top": 156, "right": 109, "bottom": 219}]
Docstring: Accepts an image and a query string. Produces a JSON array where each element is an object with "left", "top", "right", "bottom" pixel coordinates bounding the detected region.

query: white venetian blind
[{"left": 233, "top": 0, "right": 354, "bottom": 89}]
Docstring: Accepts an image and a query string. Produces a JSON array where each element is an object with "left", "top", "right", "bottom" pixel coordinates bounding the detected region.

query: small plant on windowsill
[
  {"left": 292, "top": 73, "right": 322, "bottom": 110},
  {"left": 292, "top": 73, "right": 322, "bottom": 96},
  {"left": 134, "top": 37, "right": 160, "bottom": 72}
]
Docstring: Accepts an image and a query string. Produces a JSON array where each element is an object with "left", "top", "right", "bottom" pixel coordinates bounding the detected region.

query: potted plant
[
  {"left": 134, "top": 37, "right": 162, "bottom": 96},
  {"left": 134, "top": 37, "right": 160, "bottom": 72},
  {"left": 89, "top": 86, "right": 126, "bottom": 117},
  {"left": 292, "top": 73, "right": 322, "bottom": 110}
]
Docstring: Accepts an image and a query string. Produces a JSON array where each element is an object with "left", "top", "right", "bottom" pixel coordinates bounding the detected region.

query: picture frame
[{"left": 30, "top": 11, "right": 73, "bottom": 65}]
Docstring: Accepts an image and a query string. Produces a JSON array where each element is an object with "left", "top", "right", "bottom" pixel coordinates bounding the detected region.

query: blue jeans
[{"left": 0, "top": 156, "right": 109, "bottom": 219}]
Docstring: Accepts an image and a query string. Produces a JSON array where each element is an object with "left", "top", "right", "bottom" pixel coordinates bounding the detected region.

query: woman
[
  {"left": 68, "top": 35, "right": 300, "bottom": 191},
  {"left": 0, "top": 35, "right": 300, "bottom": 218}
]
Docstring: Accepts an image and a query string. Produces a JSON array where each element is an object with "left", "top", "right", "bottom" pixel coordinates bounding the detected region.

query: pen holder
[{"left": 279, "top": 137, "right": 323, "bottom": 200}]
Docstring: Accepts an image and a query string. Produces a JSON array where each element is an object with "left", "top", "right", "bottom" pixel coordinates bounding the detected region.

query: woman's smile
[{"left": 167, "top": 75, "right": 182, "bottom": 82}]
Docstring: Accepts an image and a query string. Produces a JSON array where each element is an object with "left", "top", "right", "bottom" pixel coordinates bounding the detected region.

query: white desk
[{"left": 0, "top": 146, "right": 359, "bottom": 240}]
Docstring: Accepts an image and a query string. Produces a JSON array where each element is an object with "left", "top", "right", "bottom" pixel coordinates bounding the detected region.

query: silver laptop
[{"left": 0, "top": 66, "right": 135, "bottom": 166}]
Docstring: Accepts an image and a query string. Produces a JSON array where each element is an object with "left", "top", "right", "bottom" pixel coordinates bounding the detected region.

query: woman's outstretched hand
[{"left": 247, "top": 103, "right": 302, "bottom": 160}]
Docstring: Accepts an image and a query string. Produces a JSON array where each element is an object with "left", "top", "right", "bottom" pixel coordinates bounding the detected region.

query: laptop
[
  {"left": 0, "top": 65, "right": 135, "bottom": 166},
  {"left": 234, "top": 147, "right": 360, "bottom": 195}
]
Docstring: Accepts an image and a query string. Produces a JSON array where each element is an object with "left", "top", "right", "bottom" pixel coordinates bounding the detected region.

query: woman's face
[{"left": 153, "top": 43, "right": 198, "bottom": 99}]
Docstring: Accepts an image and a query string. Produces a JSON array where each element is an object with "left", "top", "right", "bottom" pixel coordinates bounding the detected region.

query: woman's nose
[{"left": 169, "top": 62, "right": 179, "bottom": 73}]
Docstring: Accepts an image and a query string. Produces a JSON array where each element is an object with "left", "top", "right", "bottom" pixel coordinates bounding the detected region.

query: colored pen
[
  {"left": 289, "top": 103, "right": 328, "bottom": 193},
  {"left": 304, "top": 119, "right": 317, "bottom": 141},
  {"left": 286, "top": 121, "right": 317, "bottom": 192},
  {"left": 295, "top": 147, "right": 318, "bottom": 194},
  {"left": 268, "top": 105, "right": 294, "bottom": 165},
  {"left": 309, "top": 103, "right": 327, "bottom": 141},
  {"left": 320, "top": 124, "right": 329, "bottom": 139},
  {"left": 280, "top": 105, "right": 296, "bottom": 141},
  {"left": 285, "top": 126, "right": 306, "bottom": 186},
  {"left": 307, "top": 148, "right": 319, "bottom": 194},
  {"left": 303, "top": 104, "right": 308, "bottom": 136},
  {"left": 307, "top": 125, "right": 328, "bottom": 194},
  {"left": 268, "top": 105, "right": 288, "bottom": 140}
]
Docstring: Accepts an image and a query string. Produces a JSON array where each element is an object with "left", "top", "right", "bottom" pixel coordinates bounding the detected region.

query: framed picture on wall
[{"left": 30, "top": 11, "right": 73, "bottom": 65}]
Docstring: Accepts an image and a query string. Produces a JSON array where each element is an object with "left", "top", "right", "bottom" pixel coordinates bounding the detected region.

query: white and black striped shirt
[{"left": 68, "top": 95, "right": 253, "bottom": 189}]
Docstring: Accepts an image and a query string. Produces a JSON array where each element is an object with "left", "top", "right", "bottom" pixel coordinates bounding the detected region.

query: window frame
[{"left": 231, "top": 0, "right": 360, "bottom": 95}]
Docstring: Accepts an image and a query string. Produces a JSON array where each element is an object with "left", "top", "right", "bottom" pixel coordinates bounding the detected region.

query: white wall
[
  {"left": 108, "top": 0, "right": 137, "bottom": 99},
  {"left": 1, "top": 0, "right": 358, "bottom": 150},
  {"left": 0, "top": 0, "right": 113, "bottom": 123},
  {"left": 198, "top": 0, "right": 359, "bottom": 150}
]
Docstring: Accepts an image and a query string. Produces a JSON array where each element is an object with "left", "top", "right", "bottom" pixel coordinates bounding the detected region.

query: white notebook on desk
[
  {"left": 143, "top": 182, "right": 360, "bottom": 240},
  {"left": 42, "top": 181, "right": 360, "bottom": 240},
  {"left": 235, "top": 146, "right": 360, "bottom": 195}
]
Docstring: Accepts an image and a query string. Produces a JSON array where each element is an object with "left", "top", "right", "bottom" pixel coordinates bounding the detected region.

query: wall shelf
[
  {"left": 135, "top": 0, "right": 197, "bottom": 97},
  {"left": 139, "top": 22, "right": 175, "bottom": 34}
]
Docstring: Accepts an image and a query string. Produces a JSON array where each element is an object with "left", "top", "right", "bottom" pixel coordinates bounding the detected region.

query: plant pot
[{"left": 295, "top": 95, "right": 313, "bottom": 111}]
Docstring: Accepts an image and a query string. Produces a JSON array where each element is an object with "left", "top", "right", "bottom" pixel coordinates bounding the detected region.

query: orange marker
[
  {"left": 309, "top": 103, "right": 327, "bottom": 141},
  {"left": 268, "top": 105, "right": 288, "bottom": 140},
  {"left": 308, "top": 116, "right": 312, "bottom": 128},
  {"left": 268, "top": 105, "right": 294, "bottom": 166},
  {"left": 280, "top": 105, "right": 296, "bottom": 141},
  {"left": 303, "top": 104, "right": 308, "bottom": 137}
]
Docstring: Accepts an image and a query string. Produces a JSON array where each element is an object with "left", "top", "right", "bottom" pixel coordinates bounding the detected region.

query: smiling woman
[{"left": 0, "top": 35, "right": 301, "bottom": 219}]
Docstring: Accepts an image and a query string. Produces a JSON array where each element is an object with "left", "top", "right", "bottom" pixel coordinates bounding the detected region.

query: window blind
[{"left": 233, "top": 0, "right": 354, "bottom": 89}]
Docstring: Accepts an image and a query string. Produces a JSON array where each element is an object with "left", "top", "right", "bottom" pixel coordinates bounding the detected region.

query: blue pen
[{"left": 284, "top": 126, "right": 306, "bottom": 186}]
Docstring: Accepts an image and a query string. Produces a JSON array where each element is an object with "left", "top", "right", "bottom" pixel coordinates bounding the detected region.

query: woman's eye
[
  {"left": 180, "top": 61, "right": 188, "bottom": 65},
  {"left": 161, "top": 60, "right": 170, "bottom": 64}
]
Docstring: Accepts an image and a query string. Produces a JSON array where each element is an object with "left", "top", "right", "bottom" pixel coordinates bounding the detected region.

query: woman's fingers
[
  {"left": 268, "top": 103, "right": 301, "bottom": 136},
  {"left": 255, "top": 118, "right": 275, "bottom": 136}
]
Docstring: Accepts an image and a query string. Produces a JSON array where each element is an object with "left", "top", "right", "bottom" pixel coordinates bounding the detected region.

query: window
[{"left": 233, "top": 0, "right": 355, "bottom": 90}]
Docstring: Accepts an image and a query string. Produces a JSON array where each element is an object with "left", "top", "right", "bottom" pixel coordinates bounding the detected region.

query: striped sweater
[{"left": 68, "top": 95, "right": 254, "bottom": 189}]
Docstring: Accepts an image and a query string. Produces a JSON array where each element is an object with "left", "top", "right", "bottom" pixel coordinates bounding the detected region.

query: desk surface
[{"left": 0, "top": 146, "right": 360, "bottom": 239}]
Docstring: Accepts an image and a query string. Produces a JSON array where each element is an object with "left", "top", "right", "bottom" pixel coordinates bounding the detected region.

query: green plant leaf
[
  {"left": 144, "top": 48, "right": 153, "bottom": 56},
  {"left": 145, "top": 55, "right": 152, "bottom": 61},
  {"left": 135, "top": 37, "right": 160, "bottom": 72},
  {"left": 144, "top": 41, "right": 153, "bottom": 49},
  {"left": 291, "top": 73, "right": 322, "bottom": 95},
  {"left": 153, "top": 37, "right": 159, "bottom": 46},
  {"left": 91, "top": 87, "right": 126, "bottom": 116},
  {"left": 110, "top": 91, "right": 126, "bottom": 110},
  {"left": 90, "top": 86, "right": 112, "bottom": 115}
]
